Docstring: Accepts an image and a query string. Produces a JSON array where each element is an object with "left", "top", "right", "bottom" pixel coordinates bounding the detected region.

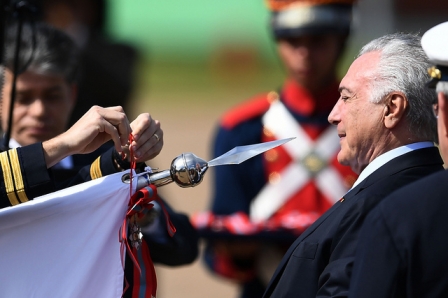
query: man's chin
[{"left": 336, "top": 153, "right": 349, "bottom": 167}]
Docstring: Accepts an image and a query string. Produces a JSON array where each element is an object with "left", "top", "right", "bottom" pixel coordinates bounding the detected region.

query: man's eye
[
  {"left": 15, "top": 96, "right": 32, "bottom": 104},
  {"left": 341, "top": 96, "right": 349, "bottom": 101},
  {"left": 45, "top": 94, "right": 62, "bottom": 101}
]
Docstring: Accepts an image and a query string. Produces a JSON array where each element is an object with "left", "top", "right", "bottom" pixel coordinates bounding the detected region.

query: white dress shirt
[{"left": 349, "top": 141, "right": 435, "bottom": 191}]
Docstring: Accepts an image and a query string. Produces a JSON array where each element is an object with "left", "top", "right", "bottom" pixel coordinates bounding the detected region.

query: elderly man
[
  {"left": 263, "top": 33, "right": 444, "bottom": 297},
  {"left": 349, "top": 21, "right": 448, "bottom": 297}
]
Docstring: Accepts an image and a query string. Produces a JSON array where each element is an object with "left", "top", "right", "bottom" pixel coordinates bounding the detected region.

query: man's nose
[
  {"left": 28, "top": 99, "right": 47, "bottom": 116},
  {"left": 293, "top": 45, "right": 311, "bottom": 58},
  {"left": 328, "top": 102, "right": 340, "bottom": 125}
]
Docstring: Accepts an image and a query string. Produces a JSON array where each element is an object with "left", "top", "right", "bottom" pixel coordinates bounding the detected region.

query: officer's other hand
[
  {"left": 125, "top": 113, "right": 163, "bottom": 162},
  {"left": 61, "top": 105, "right": 131, "bottom": 155}
]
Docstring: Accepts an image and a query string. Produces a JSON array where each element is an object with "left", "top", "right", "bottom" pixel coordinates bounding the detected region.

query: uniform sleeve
[
  {"left": 348, "top": 203, "right": 402, "bottom": 298},
  {"left": 0, "top": 143, "right": 54, "bottom": 209},
  {"left": 55, "top": 146, "right": 119, "bottom": 189},
  {"left": 0, "top": 143, "right": 124, "bottom": 208},
  {"left": 143, "top": 197, "right": 199, "bottom": 266},
  {"left": 203, "top": 123, "right": 265, "bottom": 282},
  {"left": 211, "top": 123, "right": 265, "bottom": 215}
]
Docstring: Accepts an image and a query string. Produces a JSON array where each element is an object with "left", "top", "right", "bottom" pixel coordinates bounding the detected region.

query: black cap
[{"left": 268, "top": 1, "right": 355, "bottom": 39}]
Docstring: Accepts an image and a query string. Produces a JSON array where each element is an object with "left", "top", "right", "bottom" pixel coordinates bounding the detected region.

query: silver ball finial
[{"left": 170, "top": 153, "right": 208, "bottom": 187}]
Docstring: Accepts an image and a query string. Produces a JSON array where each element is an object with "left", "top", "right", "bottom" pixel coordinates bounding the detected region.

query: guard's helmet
[{"left": 266, "top": 0, "right": 357, "bottom": 39}]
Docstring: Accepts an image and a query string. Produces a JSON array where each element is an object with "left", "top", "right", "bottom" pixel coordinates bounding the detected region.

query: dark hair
[{"left": 3, "top": 22, "right": 80, "bottom": 83}]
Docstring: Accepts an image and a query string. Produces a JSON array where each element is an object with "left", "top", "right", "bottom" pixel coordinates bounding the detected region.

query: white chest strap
[{"left": 250, "top": 100, "right": 348, "bottom": 223}]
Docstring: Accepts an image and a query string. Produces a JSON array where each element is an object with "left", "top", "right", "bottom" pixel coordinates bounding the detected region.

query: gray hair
[
  {"left": 357, "top": 33, "right": 437, "bottom": 142},
  {"left": 2, "top": 22, "right": 80, "bottom": 83}
]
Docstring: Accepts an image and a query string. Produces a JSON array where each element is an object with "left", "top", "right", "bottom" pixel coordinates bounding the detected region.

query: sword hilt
[{"left": 122, "top": 152, "right": 209, "bottom": 189}]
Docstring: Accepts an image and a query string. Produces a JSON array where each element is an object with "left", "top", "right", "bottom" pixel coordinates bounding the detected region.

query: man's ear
[
  {"left": 384, "top": 92, "right": 408, "bottom": 129},
  {"left": 438, "top": 92, "right": 448, "bottom": 138}
]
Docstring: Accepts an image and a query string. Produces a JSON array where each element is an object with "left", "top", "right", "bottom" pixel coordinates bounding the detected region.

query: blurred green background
[
  {"left": 104, "top": 0, "right": 357, "bottom": 116},
  {"left": 104, "top": 0, "right": 293, "bottom": 115},
  {"left": 107, "top": 0, "right": 275, "bottom": 65}
]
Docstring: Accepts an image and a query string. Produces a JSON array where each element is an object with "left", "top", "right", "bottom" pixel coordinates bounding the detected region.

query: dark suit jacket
[
  {"left": 349, "top": 168, "right": 448, "bottom": 298},
  {"left": 263, "top": 147, "right": 443, "bottom": 298}
]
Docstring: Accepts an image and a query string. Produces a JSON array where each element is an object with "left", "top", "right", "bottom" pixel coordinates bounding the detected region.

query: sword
[{"left": 123, "top": 138, "right": 295, "bottom": 190}]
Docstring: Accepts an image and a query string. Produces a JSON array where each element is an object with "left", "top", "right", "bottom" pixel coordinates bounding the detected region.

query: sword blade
[{"left": 207, "top": 137, "right": 295, "bottom": 167}]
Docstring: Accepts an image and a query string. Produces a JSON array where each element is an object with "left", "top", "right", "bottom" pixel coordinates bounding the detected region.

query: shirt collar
[
  {"left": 8, "top": 138, "right": 21, "bottom": 149},
  {"left": 350, "top": 141, "right": 435, "bottom": 191}
]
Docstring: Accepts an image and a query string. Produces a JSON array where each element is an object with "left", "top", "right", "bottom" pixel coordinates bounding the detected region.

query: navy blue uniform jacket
[{"left": 263, "top": 147, "right": 443, "bottom": 298}]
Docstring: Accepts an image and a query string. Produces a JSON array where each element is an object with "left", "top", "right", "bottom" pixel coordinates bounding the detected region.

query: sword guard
[
  {"left": 121, "top": 152, "right": 209, "bottom": 190},
  {"left": 170, "top": 153, "right": 208, "bottom": 188}
]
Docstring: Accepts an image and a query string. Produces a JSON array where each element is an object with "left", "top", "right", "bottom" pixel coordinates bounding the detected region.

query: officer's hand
[
  {"left": 63, "top": 106, "right": 131, "bottom": 154},
  {"left": 42, "top": 106, "right": 131, "bottom": 168},
  {"left": 126, "top": 113, "right": 163, "bottom": 162}
]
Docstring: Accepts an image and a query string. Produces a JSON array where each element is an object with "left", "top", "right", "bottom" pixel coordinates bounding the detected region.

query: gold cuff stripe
[
  {"left": 90, "top": 156, "right": 103, "bottom": 180},
  {"left": 0, "top": 151, "right": 20, "bottom": 206},
  {"left": 8, "top": 149, "right": 28, "bottom": 203}
]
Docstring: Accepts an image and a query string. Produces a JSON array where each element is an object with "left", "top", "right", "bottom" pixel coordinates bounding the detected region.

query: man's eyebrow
[
  {"left": 338, "top": 86, "right": 353, "bottom": 94},
  {"left": 44, "top": 86, "right": 64, "bottom": 92},
  {"left": 15, "top": 89, "right": 30, "bottom": 94}
]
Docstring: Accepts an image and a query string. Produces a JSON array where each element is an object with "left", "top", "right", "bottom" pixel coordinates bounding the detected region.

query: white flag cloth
[{"left": 0, "top": 171, "right": 135, "bottom": 298}]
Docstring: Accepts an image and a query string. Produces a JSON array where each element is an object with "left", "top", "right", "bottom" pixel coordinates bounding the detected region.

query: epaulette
[{"left": 221, "top": 92, "right": 276, "bottom": 130}]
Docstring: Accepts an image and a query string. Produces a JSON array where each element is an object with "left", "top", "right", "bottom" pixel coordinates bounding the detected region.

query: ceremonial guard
[{"left": 193, "top": 0, "right": 358, "bottom": 296}]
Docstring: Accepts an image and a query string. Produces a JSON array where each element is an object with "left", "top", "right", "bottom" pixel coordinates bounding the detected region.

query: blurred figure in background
[
  {"left": 193, "top": 0, "right": 358, "bottom": 297},
  {"left": 38, "top": 0, "right": 138, "bottom": 125},
  {"left": 0, "top": 21, "right": 197, "bottom": 296}
]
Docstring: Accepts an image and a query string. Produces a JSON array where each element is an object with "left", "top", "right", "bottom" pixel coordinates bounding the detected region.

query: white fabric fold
[{"left": 0, "top": 171, "right": 133, "bottom": 298}]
